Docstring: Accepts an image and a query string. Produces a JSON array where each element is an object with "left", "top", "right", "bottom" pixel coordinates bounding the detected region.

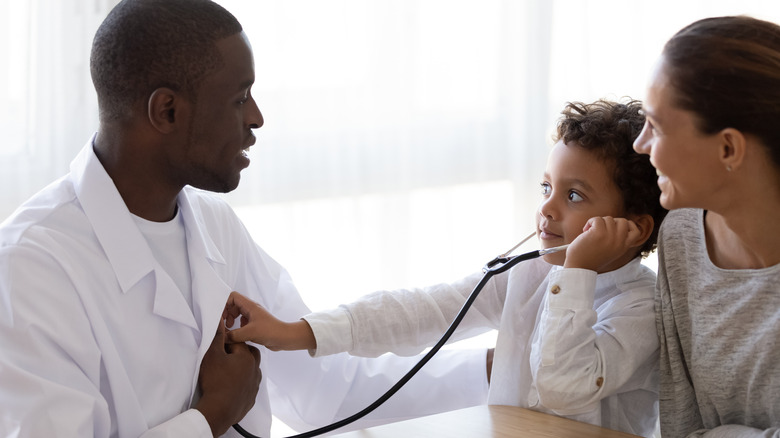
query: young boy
[{"left": 224, "top": 99, "right": 667, "bottom": 437}]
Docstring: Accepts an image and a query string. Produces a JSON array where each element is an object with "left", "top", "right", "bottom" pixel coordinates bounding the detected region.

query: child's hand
[
  {"left": 563, "top": 216, "right": 644, "bottom": 273},
  {"left": 223, "top": 291, "right": 316, "bottom": 351}
]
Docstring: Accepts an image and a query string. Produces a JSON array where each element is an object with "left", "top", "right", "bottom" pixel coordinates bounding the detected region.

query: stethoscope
[{"left": 233, "top": 232, "right": 568, "bottom": 438}]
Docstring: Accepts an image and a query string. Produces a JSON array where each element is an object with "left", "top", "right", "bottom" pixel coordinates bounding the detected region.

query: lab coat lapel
[
  {"left": 71, "top": 138, "right": 199, "bottom": 329},
  {"left": 151, "top": 269, "right": 200, "bottom": 329},
  {"left": 70, "top": 138, "right": 153, "bottom": 294},
  {"left": 177, "top": 190, "right": 231, "bottom": 355}
]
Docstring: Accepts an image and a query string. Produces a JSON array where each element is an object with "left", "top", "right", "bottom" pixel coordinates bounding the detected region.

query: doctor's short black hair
[
  {"left": 90, "top": 0, "right": 243, "bottom": 122},
  {"left": 554, "top": 98, "right": 667, "bottom": 258}
]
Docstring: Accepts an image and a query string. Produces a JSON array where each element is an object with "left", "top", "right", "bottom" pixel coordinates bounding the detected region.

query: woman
[{"left": 633, "top": 16, "right": 780, "bottom": 437}]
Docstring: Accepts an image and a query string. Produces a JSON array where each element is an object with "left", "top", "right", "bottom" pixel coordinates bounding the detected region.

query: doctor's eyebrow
[{"left": 237, "top": 79, "right": 254, "bottom": 93}]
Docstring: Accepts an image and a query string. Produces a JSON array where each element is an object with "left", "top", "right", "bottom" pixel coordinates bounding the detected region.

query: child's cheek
[{"left": 542, "top": 251, "right": 565, "bottom": 266}]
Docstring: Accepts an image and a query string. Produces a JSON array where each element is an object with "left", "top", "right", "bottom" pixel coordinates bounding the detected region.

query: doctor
[{"left": 0, "top": 0, "right": 488, "bottom": 437}]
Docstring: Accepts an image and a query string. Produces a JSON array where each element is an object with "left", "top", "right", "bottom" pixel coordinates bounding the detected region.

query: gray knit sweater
[{"left": 656, "top": 208, "right": 780, "bottom": 437}]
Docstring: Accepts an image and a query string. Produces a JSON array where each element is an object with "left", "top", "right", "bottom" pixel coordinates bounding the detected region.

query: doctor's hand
[
  {"left": 223, "top": 291, "right": 317, "bottom": 351},
  {"left": 195, "top": 321, "right": 262, "bottom": 437},
  {"left": 563, "top": 216, "right": 648, "bottom": 273}
]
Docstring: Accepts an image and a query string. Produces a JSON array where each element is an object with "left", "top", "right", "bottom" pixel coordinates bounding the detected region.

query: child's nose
[{"left": 539, "top": 197, "right": 558, "bottom": 221}]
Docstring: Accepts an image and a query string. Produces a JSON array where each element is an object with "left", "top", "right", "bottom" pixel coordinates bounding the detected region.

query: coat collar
[
  {"left": 70, "top": 135, "right": 154, "bottom": 294},
  {"left": 70, "top": 136, "right": 229, "bottom": 332}
]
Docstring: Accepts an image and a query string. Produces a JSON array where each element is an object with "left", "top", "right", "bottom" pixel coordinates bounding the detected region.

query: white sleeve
[
  {"left": 303, "top": 271, "right": 505, "bottom": 358},
  {"left": 245, "top": 248, "right": 491, "bottom": 433},
  {"left": 529, "top": 267, "right": 657, "bottom": 415},
  {"left": 266, "top": 348, "right": 489, "bottom": 434},
  {"left": 140, "top": 410, "right": 212, "bottom": 438}
]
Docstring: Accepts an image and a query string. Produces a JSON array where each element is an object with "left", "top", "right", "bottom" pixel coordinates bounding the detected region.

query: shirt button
[
  {"left": 550, "top": 285, "right": 561, "bottom": 294},
  {"left": 596, "top": 377, "right": 604, "bottom": 387}
]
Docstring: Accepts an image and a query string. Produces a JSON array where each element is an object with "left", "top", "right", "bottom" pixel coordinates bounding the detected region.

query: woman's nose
[{"left": 633, "top": 122, "right": 651, "bottom": 155}]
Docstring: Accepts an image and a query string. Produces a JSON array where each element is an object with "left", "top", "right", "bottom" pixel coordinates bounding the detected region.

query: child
[{"left": 224, "top": 99, "right": 667, "bottom": 437}]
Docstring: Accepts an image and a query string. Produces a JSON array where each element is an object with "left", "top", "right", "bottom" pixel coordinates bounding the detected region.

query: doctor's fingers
[
  {"left": 226, "top": 342, "right": 262, "bottom": 365},
  {"left": 227, "top": 343, "right": 263, "bottom": 393},
  {"left": 225, "top": 342, "right": 263, "bottom": 417},
  {"left": 206, "top": 319, "right": 229, "bottom": 353}
]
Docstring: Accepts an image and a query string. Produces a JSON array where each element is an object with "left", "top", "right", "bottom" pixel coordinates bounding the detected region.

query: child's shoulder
[{"left": 605, "top": 258, "right": 656, "bottom": 302}]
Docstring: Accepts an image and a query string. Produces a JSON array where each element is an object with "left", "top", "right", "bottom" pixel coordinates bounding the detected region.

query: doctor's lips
[{"left": 241, "top": 136, "right": 256, "bottom": 157}]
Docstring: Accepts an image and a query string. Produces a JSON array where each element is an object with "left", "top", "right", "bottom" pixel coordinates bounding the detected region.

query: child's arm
[
  {"left": 529, "top": 216, "right": 658, "bottom": 414},
  {"left": 562, "top": 216, "right": 645, "bottom": 272},
  {"left": 223, "top": 268, "right": 516, "bottom": 357},
  {"left": 223, "top": 291, "right": 316, "bottom": 351}
]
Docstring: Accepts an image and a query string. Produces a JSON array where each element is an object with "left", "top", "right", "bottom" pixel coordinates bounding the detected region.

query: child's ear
[{"left": 627, "top": 213, "right": 654, "bottom": 249}]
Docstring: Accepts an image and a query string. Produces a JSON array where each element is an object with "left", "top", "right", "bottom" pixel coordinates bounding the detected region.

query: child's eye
[
  {"left": 568, "top": 190, "right": 584, "bottom": 202},
  {"left": 540, "top": 182, "right": 551, "bottom": 196}
]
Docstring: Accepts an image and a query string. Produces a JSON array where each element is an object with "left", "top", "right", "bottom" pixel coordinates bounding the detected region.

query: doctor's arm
[
  {"left": 236, "top": 244, "right": 491, "bottom": 433},
  {"left": 0, "top": 246, "right": 257, "bottom": 438},
  {"left": 195, "top": 321, "right": 262, "bottom": 437}
]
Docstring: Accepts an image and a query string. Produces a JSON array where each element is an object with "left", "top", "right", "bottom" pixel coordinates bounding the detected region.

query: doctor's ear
[{"left": 147, "top": 88, "right": 183, "bottom": 134}]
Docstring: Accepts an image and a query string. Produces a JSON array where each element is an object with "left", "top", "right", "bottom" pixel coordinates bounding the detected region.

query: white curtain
[
  {"left": 4, "top": 0, "right": 780, "bottom": 311},
  {"left": 0, "top": 0, "right": 113, "bottom": 216}
]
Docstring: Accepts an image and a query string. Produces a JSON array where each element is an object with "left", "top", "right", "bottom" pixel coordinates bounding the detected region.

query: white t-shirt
[{"left": 133, "top": 208, "right": 193, "bottom": 311}]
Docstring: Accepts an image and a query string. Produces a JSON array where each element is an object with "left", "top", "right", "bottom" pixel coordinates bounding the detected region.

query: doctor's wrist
[{"left": 194, "top": 398, "right": 232, "bottom": 437}]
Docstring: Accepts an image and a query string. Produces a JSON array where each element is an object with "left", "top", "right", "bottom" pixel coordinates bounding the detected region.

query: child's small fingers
[
  {"left": 226, "top": 327, "right": 251, "bottom": 344},
  {"left": 626, "top": 221, "right": 645, "bottom": 246},
  {"left": 584, "top": 216, "right": 607, "bottom": 233}
]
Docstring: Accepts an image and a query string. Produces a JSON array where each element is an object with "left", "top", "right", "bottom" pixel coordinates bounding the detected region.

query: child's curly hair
[{"left": 554, "top": 99, "right": 667, "bottom": 257}]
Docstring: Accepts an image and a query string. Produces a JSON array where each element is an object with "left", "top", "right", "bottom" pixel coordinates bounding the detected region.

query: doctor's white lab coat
[{"left": 0, "top": 137, "right": 488, "bottom": 437}]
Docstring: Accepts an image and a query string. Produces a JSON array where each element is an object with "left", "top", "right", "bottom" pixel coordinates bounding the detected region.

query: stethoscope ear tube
[{"left": 233, "top": 248, "right": 546, "bottom": 438}]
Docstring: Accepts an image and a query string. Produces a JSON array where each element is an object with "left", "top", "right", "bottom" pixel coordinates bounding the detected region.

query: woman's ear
[
  {"left": 628, "top": 213, "right": 654, "bottom": 249},
  {"left": 719, "top": 127, "right": 747, "bottom": 172},
  {"left": 147, "top": 87, "right": 179, "bottom": 134}
]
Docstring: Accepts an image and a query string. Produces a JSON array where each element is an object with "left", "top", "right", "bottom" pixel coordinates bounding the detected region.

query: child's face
[{"left": 536, "top": 140, "right": 626, "bottom": 266}]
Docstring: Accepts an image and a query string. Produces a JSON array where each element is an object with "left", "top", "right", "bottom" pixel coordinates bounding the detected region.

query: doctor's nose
[{"left": 247, "top": 96, "right": 264, "bottom": 130}]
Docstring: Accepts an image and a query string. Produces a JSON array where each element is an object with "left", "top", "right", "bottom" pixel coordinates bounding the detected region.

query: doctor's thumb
[{"left": 204, "top": 321, "right": 230, "bottom": 357}]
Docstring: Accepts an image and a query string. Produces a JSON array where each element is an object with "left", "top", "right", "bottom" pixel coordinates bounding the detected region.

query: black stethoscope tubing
[{"left": 233, "top": 246, "right": 558, "bottom": 438}]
